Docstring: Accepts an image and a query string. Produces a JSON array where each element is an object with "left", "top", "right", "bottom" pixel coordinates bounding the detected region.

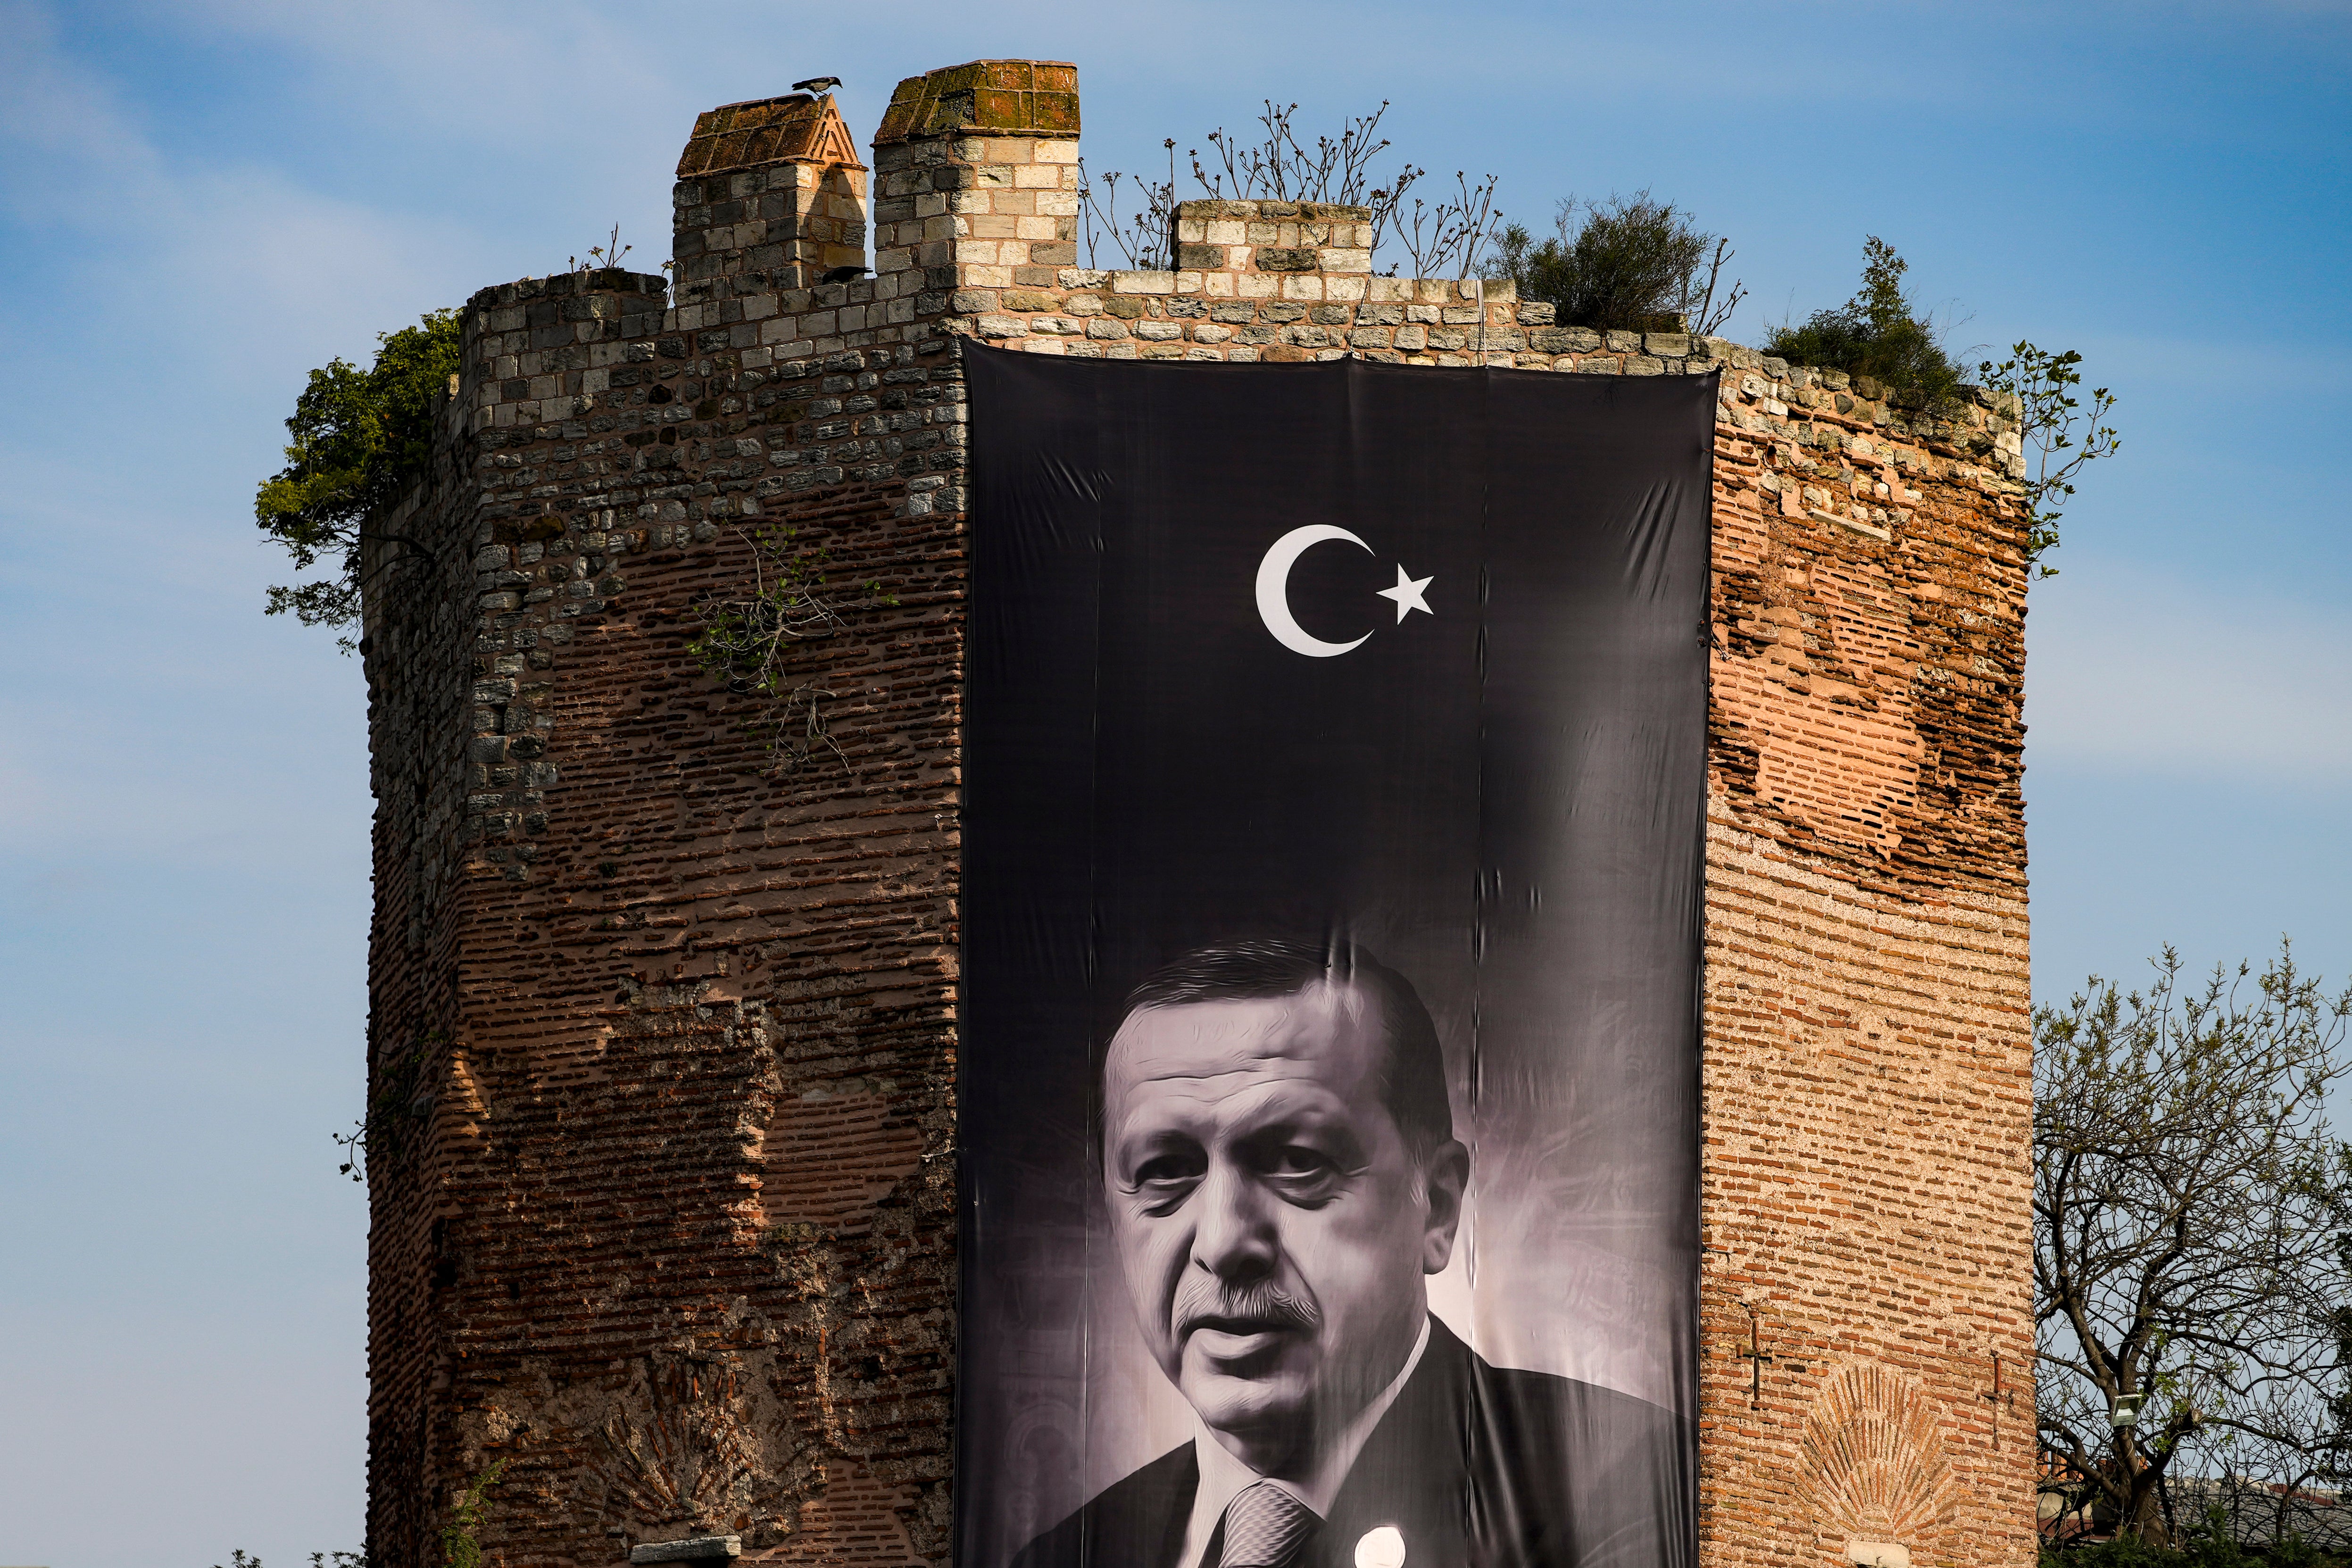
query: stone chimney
[
  {"left": 871, "top": 59, "right": 1080, "bottom": 313},
  {"left": 671, "top": 91, "right": 867, "bottom": 306}
]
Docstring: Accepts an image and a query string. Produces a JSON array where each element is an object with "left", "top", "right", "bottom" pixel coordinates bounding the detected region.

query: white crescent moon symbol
[{"left": 1255, "top": 524, "right": 1374, "bottom": 657}]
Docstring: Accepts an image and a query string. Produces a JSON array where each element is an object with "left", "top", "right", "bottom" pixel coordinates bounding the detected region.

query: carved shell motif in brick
[
  {"left": 1797, "top": 1363, "right": 1963, "bottom": 1564},
  {"left": 584, "top": 1352, "right": 796, "bottom": 1539}
]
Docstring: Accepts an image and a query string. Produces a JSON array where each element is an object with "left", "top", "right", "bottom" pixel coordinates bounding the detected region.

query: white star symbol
[{"left": 1376, "top": 564, "right": 1434, "bottom": 623}]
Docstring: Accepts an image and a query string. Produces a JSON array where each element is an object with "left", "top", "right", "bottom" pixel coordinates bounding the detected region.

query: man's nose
[{"left": 1190, "top": 1161, "right": 1277, "bottom": 1281}]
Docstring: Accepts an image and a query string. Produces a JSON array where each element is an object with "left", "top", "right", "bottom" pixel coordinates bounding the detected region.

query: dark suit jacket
[{"left": 1010, "top": 1317, "right": 1690, "bottom": 1568}]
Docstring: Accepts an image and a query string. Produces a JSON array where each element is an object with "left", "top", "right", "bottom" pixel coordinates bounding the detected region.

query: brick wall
[{"left": 361, "top": 58, "right": 2032, "bottom": 1568}]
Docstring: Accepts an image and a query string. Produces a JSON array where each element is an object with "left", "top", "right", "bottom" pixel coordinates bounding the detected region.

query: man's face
[{"left": 1100, "top": 980, "right": 1466, "bottom": 1474}]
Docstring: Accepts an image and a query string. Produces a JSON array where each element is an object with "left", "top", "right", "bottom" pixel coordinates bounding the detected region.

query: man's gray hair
[{"left": 1103, "top": 937, "right": 1454, "bottom": 1165}]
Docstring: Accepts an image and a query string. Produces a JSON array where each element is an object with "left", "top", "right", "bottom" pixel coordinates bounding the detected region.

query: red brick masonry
[{"left": 359, "top": 60, "right": 2031, "bottom": 1568}]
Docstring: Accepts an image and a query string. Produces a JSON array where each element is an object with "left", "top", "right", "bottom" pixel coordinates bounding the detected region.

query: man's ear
[{"left": 1420, "top": 1139, "right": 1470, "bottom": 1275}]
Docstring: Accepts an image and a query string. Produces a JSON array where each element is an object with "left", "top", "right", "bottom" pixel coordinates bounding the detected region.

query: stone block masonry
[
  {"left": 361, "top": 57, "right": 2034, "bottom": 1568},
  {"left": 673, "top": 93, "right": 870, "bottom": 307}
]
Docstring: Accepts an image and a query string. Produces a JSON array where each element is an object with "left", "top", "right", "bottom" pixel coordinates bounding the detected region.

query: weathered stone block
[
  {"left": 875, "top": 59, "right": 1080, "bottom": 144},
  {"left": 1529, "top": 325, "right": 1603, "bottom": 354},
  {"left": 1253, "top": 247, "right": 1318, "bottom": 272},
  {"left": 628, "top": 1535, "right": 741, "bottom": 1565}
]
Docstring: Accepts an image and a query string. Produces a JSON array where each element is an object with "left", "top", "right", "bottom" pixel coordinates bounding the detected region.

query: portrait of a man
[
  {"left": 1012, "top": 939, "right": 1681, "bottom": 1568},
  {"left": 961, "top": 353, "right": 1708, "bottom": 1568}
]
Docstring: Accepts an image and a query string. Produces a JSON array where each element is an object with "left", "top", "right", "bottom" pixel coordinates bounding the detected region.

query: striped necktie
[{"left": 1217, "top": 1480, "right": 1319, "bottom": 1568}]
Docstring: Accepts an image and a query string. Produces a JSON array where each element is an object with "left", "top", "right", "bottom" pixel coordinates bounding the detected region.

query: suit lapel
[
  {"left": 1059, "top": 1443, "right": 1198, "bottom": 1568},
  {"left": 1309, "top": 1319, "right": 1474, "bottom": 1568},
  {"left": 1142, "top": 1445, "right": 1203, "bottom": 1568}
]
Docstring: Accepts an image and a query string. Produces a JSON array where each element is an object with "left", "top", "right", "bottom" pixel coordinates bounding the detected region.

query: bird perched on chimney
[
  {"left": 819, "top": 265, "right": 870, "bottom": 284},
  {"left": 792, "top": 76, "right": 841, "bottom": 94}
]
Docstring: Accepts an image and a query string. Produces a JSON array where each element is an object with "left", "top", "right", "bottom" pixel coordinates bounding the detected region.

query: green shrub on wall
[
  {"left": 1766, "top": 236, "right": 1964, "bottom": 412},
  {"left": 1488, "top": 191, "right": 1743, "bottom": 335},
  {"left": 254, "top": 308, "right": 460, "bottom": 647}
]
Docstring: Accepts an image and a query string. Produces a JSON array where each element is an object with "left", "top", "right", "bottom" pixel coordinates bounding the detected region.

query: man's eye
[
  {"left": 1268, "top": 1146, "right": 1335, "bottom": 1178},
  {"left": 1258, "top": 1146, "right": 1345, "bottom": 1203},
  {"left": 1132, "top": 1153, "right": 1204, "bottom": 1189}
]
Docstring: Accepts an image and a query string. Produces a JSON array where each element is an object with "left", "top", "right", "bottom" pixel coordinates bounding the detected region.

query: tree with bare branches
[
  {"left": 2035, "top": 943, "right": 2352, "bottom": 1545},
  {"left": 1077, "top": 101, "right": 1500, "bottom": 279}
]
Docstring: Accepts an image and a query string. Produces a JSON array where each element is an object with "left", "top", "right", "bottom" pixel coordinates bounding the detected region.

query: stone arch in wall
[{"left": 1797, "top": 1361, "right": 1964, "bottom": 1565}]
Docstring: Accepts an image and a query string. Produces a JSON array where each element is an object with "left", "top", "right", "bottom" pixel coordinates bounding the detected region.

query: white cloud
[
  {"left": 0, "top": 1, "right": 487, "bottom": 387},
  {"left": 2050, "top": 328, "right": 2339, "bottom": 395},
  {"left": 0, "top": 428, "right": 371, "bottom": 862},
  {"left": 2026, "top": 564, "right": 2352, "bottom": 779}
]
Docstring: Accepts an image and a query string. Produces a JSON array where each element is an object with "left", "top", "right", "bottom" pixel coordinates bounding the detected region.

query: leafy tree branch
[
  {"left": 441, "top": 1459, "right": 508, "bottom": 1568},
  {"left": 254, "top": 309, "right": 461, "bottom": 650},
  {"left": 1980, "top": 341, "right": 2120, "bottom": 576},
  {"left": 332, "top": 1035, "right": 438, "bottom": 1183}
]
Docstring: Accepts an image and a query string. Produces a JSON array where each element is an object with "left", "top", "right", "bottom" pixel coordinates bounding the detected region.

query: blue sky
[{"left": 0, "top": 1, "right": 2345, "bottom": 1562}]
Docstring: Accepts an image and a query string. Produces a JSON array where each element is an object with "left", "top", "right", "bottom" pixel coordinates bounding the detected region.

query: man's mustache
[{"left": 1173, "top": 1273, "right": 1322, "bottom": 1339}]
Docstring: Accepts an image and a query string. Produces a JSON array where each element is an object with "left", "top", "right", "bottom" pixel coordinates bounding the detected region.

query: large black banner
[{"left": 960, "top": 350, "right": 1711, "bottom": 1568}]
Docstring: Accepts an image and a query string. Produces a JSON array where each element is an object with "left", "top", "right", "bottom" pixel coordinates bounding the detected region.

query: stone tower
[{"left": 360, "top": 58, "right": 2033, "bottom": 1568}]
